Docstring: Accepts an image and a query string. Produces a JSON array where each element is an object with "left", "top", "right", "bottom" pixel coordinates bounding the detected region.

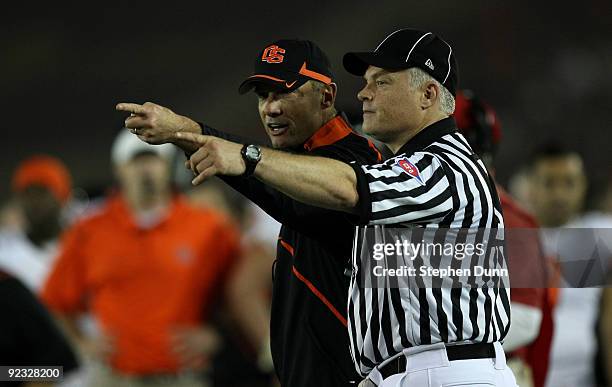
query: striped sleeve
[{"left": 351, "top": 152, "right": 454, "bottom": 226}]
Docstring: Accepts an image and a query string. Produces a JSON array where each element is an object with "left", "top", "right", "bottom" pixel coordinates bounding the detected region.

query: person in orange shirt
[
  {"left": 42, "top": 130, "right": 240, "bottom": 387},
  {"left": 454, "top": 90, "right": 554, "bottom": 387}
]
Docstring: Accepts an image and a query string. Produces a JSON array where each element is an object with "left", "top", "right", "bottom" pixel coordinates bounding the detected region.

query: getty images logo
[{"left": 425, "top": 58, "right": 434, "bottom": 70}]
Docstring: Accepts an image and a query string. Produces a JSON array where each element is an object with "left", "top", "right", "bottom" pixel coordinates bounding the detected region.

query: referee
[{"left": 175, "top": 28, "right": 517, "bottom": 386}]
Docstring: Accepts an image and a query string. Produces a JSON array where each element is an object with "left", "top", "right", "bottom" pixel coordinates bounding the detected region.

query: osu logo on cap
[
  {"left": 395, "top": 158, "right": 425, "bottom": 185},
  {"left": 262, "top": 45, "right": 285, "bottom": 63}
]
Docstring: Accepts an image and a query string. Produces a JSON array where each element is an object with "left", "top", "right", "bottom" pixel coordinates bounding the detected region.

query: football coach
[{"left": 117, "top": 39, "right": 381, "bottom": 386}]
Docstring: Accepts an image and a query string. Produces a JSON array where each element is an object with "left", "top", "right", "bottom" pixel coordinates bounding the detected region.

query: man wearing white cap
[{"left": 42, "top": 131, "right": 242, "bottom": 387}]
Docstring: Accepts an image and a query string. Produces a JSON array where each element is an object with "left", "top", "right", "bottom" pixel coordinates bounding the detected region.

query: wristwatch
[{"left": 240, "top": 144, "right": 262, "bottom": 177}]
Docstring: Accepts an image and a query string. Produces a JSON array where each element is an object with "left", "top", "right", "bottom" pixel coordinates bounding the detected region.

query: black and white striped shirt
[{"left": 347, "top": 117, "right": 510, "bottom": 376}]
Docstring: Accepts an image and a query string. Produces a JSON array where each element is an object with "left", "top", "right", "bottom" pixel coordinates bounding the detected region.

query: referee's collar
[{"left": 395, "top": 116, "right": 457, "bottom": 156}]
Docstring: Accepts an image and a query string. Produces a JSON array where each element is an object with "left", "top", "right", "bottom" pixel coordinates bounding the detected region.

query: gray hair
[
  {"left": 309, "top": 79, "right": 332, "bottom": 94},
  {"left": 406, "top": 67, "right": 455, "bottom": 115},
  {"left": 308, "top": 80, "right": 338, "bottom": 115}
]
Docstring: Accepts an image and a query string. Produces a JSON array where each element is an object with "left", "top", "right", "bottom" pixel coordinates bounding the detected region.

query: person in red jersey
[{"left": 454, "top": 89, "right": 554, "bottom": 387}]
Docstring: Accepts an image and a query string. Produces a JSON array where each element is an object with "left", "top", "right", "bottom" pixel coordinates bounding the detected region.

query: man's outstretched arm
[
  {"left": 175, "top": 132, "right": 360, "bottom": 214},
  {"left": 255, "top": 145, "right": 360, "bottom": 213},
  {"left": 116, "top": 101, "right": 259, "bottom": 154},
  {"left": 116, "top": 102, "right": 204, "bottom": 153}
]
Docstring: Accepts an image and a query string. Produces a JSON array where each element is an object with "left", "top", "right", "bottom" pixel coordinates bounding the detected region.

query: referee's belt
[{"left": 378, "top": 343, "right": 495, "bottom": 379}]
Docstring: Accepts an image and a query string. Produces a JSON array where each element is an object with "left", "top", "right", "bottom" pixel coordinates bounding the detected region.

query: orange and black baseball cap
[
  {"left": 343, "top": 28, "right": 458, "bottom": 95},
  {"left": 238, "top": 39, "right": 334, "bottom": 95}
]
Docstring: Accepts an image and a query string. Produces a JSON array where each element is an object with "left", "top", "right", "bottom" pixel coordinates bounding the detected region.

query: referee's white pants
[{"left": 362, "top": 342, "right": 518, "bottom": 387}]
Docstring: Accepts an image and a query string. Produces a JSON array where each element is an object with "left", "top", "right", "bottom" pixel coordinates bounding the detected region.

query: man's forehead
[
  {"left": 363, "top": 66, "right": 404, "bottom": 79},
  {"left": 253, "top": 83, "right": 285, "bottom": 94},
  {"left": 253, "top": 81, "right": 310, "bottom": 95},
  {"left": 535, "top": 156, "right": 585, "bottom": 175}
]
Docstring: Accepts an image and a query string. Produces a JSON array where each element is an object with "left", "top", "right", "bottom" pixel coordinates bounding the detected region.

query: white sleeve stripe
[
  {"left": 366, "top": 162, "right": 443, "bottom": 193},
  {"left": 368, "top": 179, "right": 419, "bottom": 194},
  {"left": 371, "top": 175, "right": 451, "bottom": 213},
  {"left": 368, "top": 198, "right": 453, "bottom": 225},
  {"left": 363, "top": 167, "right": 408, "bottom": 179}
]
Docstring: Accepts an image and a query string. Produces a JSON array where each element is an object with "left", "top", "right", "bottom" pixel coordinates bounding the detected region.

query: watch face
[{"left": 246, "top": 145, "right": 261, "bottom": 161}]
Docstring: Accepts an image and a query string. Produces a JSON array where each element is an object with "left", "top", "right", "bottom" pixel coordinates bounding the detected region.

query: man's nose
[
  {"left": 358, "top": 84, "right": 373, "bottom": 102},
  {"left": 262, "top": 97, "right": 282, "bottom": 117}
]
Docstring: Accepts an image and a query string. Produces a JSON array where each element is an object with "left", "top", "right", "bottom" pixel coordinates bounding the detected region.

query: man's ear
[
  {"left": 321, "top": 82, "right": 337, "bottom": 109},
  {"left": 421, "top": 82, "right": 439, "bottom": 110}
]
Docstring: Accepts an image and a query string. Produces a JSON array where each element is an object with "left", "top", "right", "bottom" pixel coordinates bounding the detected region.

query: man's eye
[
  {"left": 376, "top": 80, "right": 387, "bottom": 86},
  {"left": 255, "top": 91, "right": 268, "bottom": 99}
]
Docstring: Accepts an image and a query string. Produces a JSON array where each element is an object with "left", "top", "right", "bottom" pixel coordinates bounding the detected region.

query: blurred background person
[
  {"left": 234, "top": 202, "right": 280, "bottom": 378},
  {"left": 181, "top": 176, "right": 280, "bottom": 386},
  {"left": 212, "top": 201, "right": 279, "bottom": 387},
  {"left": 525, "top": 143, "right": 612, "bottom": 387},
  {"left": 0, "top": 155, "right": 72, "bottom": 293},
  {"left": 0, "top": 199, "right": 25, "bottom": 232},
  {"left": 41, "top": 130, "right": 241, "bottom": 387},
  {"left": 454, "top": 90, "right": 554, "bottom": 387},
  {"left": 528, "top": 144, "right": 588, "bottom": 228},
  {"left": 0, "top": 269, "right": 79, "bottom": 387}
]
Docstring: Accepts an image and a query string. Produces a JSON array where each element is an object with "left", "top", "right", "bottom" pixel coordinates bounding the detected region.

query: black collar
[{"left": 394, "top": 116, "right": 457, "bottom": 156}]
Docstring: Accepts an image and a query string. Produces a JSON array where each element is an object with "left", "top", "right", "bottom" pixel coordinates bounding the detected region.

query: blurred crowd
[
  {"left": 0, "top": 133, "right": 281, "bottom": 387},
  {"left": 0, "top": 90, "right": 610, "bottom": 387}
]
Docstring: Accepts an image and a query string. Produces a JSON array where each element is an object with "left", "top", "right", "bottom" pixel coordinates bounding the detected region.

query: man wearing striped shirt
[{"left": 176, "top": 29, "right": 517, "bottom": 386}]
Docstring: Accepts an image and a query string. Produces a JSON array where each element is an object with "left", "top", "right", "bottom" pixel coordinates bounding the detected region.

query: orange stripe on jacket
[
  {"left": 278, "top": 237, "right": 348, "bottom": 327},
  {"left": 279, "top": 239, "right": 295, "bottom": 256},
  {"left": 292, "top": 266, "right": 347, "bottom": 327}
]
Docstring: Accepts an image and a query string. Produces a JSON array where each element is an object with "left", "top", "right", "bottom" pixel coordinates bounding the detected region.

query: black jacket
[{"left": 202, "top": 114, "right": 381, "bottom": 386}]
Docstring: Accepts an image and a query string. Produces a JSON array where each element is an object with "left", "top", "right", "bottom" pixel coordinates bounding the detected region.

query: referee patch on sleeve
[{"left": 393, "top": 157, "right": 425, "bottom": 186}]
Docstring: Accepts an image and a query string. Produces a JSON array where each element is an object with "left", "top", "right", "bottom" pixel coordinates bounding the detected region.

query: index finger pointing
[{"left": 116, "top": 102, "right": 148, "bottom": 115}]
